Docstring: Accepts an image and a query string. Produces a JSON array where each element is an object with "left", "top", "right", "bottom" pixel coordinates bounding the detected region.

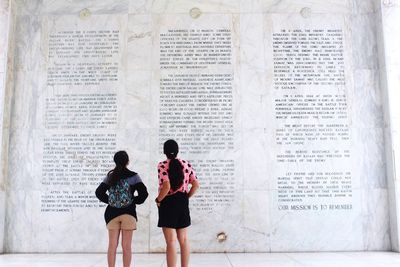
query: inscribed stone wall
[
  {"left": 2, "top": 0, "right": 391, "bottom": 252},
  {"left": 264, "top": 14, "right": 362, "bottom": 250}
]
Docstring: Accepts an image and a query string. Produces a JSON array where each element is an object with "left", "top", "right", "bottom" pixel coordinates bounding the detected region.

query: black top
[{"left": 95, "top": 169, "right": 148, "bottom": 225}]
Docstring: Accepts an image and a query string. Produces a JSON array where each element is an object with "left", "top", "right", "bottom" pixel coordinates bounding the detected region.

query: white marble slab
[
  {"left": 13, "top": 0, "right": 129, "bottom": 16},
  {"left": 350, "top": 0, "right": 381, "bottom": 14},
  {"left": 127, "top": 14, "right": 152, "bottom": 71},
  {"left": 351, "top": 14, "right": 379, "bottom": 70},
  {"left": 2, "top": 0, "right": 392, "bottom": 253},
  {"left": 381, "top": 6, "right": 400, "bottom": 67},
  {"left": 361, "top": 188, "right": 391, "bottom": 250},
  {"left": 353, "top": 69, "right": 383, "bottom": 129},
  {"left": 137, "top": 0, "right": 240, "bottom": 14},
  {"left": 13, "top": 15, "right": 45, "bottom": 71},
  {"left": 0, "top": 7, "right": 9, "bottom": 62},
  {"left": 378, "top": 0, "right": 400, "bottom": 252},
  {"left": 2, "top": 252, "right": 400, "bottom": 267},
  {"left": 0, "top": 0, "right": 10, "bottom": 254},
  {"left": 384, "top": 67, "right": 400, "bottom": 127},
  {"left": 240, "top": 0, "right": 352, "bottom": 14}
]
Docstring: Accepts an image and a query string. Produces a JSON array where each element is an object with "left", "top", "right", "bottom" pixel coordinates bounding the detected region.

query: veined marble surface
[
  {"left": 377, "top": 0, "right": 400, "bottom": 252},
  {"left": 1, "top": 0, "right": 393, "bottom": 253},
  {"left": 0, "top": 0, "right": 10, "bottom": 254},
  {"left": 1, "top": 252, "right": 400, "bottom": 267}
]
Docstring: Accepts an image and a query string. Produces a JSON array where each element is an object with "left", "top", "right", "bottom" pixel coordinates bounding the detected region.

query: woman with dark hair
[
  {"left": 155, "top": 140, "right": 200, "bottom": 267},
  {"left": 96, "top": 151, "right": 148, "bottom": 267}
]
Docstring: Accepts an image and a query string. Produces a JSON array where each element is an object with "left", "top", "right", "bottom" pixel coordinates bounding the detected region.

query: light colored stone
[
  {"left": 240, "top": 0, "right": 351, "bottom": 14},
  {"left": 2, "top": 252, "right": 400, "bottom": 267},
  {"left": 351, "top": 14, "right": 379, "bottom": 69},
  {"left": 127, "top": 14, "right": 152, "bottom": 71},
  {"left": 148, "top": 0, "right": 240, "bottom": 14},
  {"left": 377, "top": 0, "right": 400, "bottom": 251},
  {"left": 41, "top": 0, "right": 129, "bottom": 15},
  {"left": 128, "top": 0, "right": 152, "bottom": 14},
  {"left": 351, "top": 0, "right": 381, "bottom": 14},
  {"left": 381, "top": 6, "right": 400, "bottom": 66},
  {"left": 0, "top": 0, "right": 10, "bottom": 254},
  {"left": 353, "top": 69, "right": 383, "bottom": 129},
  {"left": 0, "top": 0, "right": 395, "bottom": 253},
  {"left": 361, "top": 188, "right": 391, "bottom": 250}
]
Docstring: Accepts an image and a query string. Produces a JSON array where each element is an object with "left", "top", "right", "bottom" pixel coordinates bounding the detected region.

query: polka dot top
[{"left": 158, "top": 158, "right": 197, "bottom": 195}]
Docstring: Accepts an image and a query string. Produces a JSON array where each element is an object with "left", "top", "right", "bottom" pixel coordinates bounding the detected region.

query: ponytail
[
  {"left": 163, "top": 139, "right": 184, "bottom": 191},
  {"left": 168, "top": 159, "right": 184, "bottom": 191},
  {"left": 108, "top": 151, "right": 129, "bottom": 186}
]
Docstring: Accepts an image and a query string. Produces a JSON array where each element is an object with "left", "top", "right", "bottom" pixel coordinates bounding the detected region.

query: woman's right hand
[{"left": 155, "top": 197, "right": 161, "bottom": 207}]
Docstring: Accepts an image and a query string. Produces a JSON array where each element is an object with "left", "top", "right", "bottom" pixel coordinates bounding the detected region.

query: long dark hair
[
  {"left": 163, "top": 140, "right": 184, "bottom": 191},
  {"left": 108, "top": 151, "right": 129, "bottom": 186}
]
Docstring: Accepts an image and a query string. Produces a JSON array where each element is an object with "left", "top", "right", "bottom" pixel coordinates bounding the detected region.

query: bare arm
[
  {"left": 156, "top": 180, "right": 171, "bottom": 203},
  {"left": 187, "top": 179, "right": 199, "bottom": 198}
]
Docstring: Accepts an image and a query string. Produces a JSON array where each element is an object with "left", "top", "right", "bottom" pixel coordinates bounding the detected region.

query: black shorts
[{"left": 158, "top": 192, "right": 191, "bottom": 229}]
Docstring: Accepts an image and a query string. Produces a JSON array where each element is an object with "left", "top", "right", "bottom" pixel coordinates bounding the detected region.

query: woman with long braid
[{"left": 155, "top": 140, "right": 200, "bottom": 267}]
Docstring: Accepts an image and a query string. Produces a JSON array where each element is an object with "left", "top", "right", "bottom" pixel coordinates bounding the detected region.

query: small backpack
[{"left": 108, "top": 179, "right": 133, "bottom": 208}]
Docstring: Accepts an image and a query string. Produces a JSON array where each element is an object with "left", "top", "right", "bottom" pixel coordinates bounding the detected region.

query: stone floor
[{"left": 1, "top": 252, "right": 400, "bottom": 267}]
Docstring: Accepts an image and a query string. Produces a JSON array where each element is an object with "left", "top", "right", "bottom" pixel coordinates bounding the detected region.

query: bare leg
[
  {"left": 176, "top": 228, "right": 189, "bottom": 267},
  {"left": 121, "top": 230, "right": 133, "bottom": 267},
  {"left": 162, "top": 227, "right": 177, "bottom": 267},
  {"left": 108, "top": 229, "right": 120, "bottom": 267}
]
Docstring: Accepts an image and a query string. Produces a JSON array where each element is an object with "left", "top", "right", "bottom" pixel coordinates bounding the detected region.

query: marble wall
[
  {"left": 0, "top": 0, "right": 11, "bottom": 253},
  {"left": 0, "top": 0, "right": 396, "bottom": 253},
  {"left": 376, "top": 0, "right": 400, "bottom": 252}
]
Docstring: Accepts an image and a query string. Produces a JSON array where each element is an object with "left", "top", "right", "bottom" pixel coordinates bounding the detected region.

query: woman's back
[{"left": 157, "top": 158, "right": 197, "bottom": 195}]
